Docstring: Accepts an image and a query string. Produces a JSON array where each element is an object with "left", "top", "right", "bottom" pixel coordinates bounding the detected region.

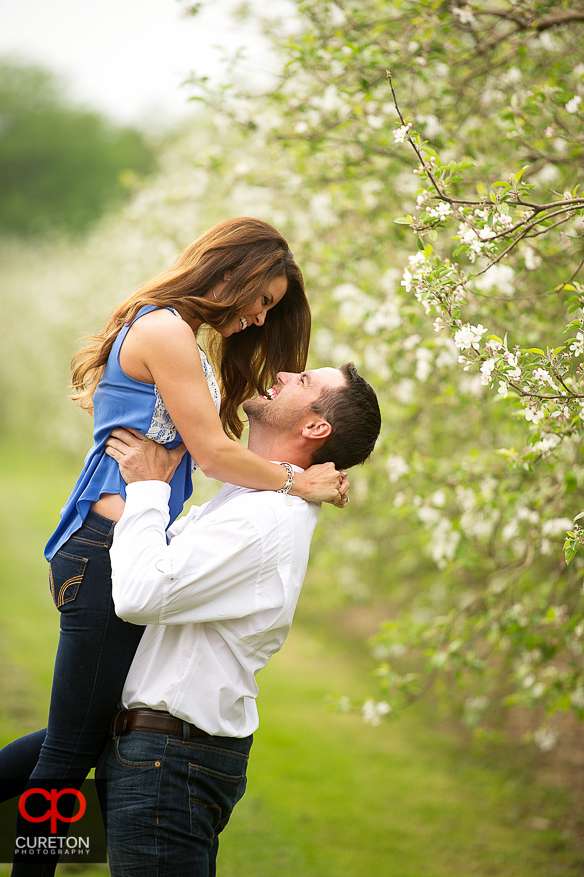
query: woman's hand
[{"left": 292, "top": 463, "right": 350, "bottom": 508}]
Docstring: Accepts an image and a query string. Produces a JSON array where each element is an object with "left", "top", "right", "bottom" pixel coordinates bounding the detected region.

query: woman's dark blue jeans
[{"left": 0, "top": 510, "right": 144, "bottom": 875}]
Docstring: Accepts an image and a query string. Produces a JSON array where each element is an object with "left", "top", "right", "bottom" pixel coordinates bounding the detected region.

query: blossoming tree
[{"left": 179, "top": 0, "right": 584, "bottom": 742}]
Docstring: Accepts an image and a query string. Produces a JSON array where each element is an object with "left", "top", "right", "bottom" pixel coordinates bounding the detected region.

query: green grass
[
  {"left": 218, "top": 632, "right": 581, "bottom": 877},
  {"left": 0, "top": 440, "right": 582, "bottom": 875}
]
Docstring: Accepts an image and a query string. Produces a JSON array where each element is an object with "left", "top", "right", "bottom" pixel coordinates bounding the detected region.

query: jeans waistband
[{"left": 81, "top": 509, "right": 117, "bottom": 543}]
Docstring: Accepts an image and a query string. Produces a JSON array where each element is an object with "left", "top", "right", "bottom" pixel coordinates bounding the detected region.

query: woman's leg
[
  {"left": 10, "top": 511, "right": 144, "bottom": 876},
  {"left": 0, "top": 731, "right": 46, "bottom": 801}
]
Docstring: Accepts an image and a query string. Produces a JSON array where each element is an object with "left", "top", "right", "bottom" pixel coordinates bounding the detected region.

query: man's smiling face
[{"left": 243, "top": 368, "right": 346, "bottom": 431}]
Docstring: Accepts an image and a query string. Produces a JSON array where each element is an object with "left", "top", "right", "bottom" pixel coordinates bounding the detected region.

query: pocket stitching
[{"left": 49, "top": 551, "right": 89, "bottom": 609}]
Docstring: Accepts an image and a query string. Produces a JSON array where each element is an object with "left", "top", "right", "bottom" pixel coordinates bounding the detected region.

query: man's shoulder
[{"left": 218, "top": 488, "right": 320, "bottom": 533}]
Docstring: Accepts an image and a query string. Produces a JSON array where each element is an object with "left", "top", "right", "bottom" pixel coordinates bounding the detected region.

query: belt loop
[
  {"left": 182, "top": 720, "right": 190, "bottom": 742},
  {"left": 105, "top": 520, "right": 116, "bottom": 549},
  {"left": 111, "top": 707, "right": 126, "bottom": 738}
]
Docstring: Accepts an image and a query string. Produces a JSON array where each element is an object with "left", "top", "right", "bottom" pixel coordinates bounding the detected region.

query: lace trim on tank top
[{"left": 145, "top": 346, "right": 221, "bottom": 474}]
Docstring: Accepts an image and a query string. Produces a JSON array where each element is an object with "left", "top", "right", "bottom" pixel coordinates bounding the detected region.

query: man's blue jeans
[{"left": 96, "top": 726, "right": 252, "bottom": 876}]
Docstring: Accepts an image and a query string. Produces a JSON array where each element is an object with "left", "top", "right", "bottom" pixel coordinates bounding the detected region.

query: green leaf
[
  {"left": 526, "top": 348, "right": 545, "bottom": 355},
  {"left": 574, "top": 511, "right": 584, "bottom": 522}
]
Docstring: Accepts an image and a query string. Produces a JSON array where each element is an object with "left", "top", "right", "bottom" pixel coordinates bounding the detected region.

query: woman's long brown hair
[{"left": 70, "top": 217, "right": 311, "bottom": 438}]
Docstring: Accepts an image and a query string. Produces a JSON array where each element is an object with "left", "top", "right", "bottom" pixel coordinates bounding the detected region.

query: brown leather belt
[{"left": 113, "top": 708, "right": 211, "bottom": 739}]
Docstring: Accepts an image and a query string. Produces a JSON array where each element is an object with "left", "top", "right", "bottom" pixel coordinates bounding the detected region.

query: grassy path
[
  {"left": 0, "top": 443, "right": 581, "bottom": 875},
  {"left": 218, "top": 628, "right": 579, "bottom": 877}
]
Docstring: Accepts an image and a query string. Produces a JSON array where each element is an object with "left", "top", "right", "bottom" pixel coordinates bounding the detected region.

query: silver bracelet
[{"left": 276, "top": 462, "right": 295, "bottom": 495}]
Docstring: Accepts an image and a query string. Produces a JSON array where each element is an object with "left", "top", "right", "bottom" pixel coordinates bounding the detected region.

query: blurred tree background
[
  {"left": 2, "top": 0, "right": 584, "bottom": 871},
  {"left": 0, "top": 61, "right": 156, "bottom": 236}
]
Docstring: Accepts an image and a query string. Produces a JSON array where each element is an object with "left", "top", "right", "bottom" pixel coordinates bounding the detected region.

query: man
[{"left": 97, "top": 363, "right": 381, "bottom": 876}]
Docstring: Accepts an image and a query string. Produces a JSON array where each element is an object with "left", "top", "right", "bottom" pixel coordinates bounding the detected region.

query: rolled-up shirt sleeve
[{"left": 110, "top": 481, "right": 267, "bottom": 626}]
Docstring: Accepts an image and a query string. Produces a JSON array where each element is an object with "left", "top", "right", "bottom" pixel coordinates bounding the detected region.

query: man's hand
[{"left": 105, "top": 427, "right": 186, "bottom": 485}]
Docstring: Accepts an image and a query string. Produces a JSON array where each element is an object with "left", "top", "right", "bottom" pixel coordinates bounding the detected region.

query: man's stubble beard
[{"left": 243, "top": 397, "right": 310, "bottom": 433}]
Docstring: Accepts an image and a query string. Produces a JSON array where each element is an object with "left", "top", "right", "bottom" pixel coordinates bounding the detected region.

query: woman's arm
[{"left": 118, "top": 309, "right": 344, "bottom": 503}]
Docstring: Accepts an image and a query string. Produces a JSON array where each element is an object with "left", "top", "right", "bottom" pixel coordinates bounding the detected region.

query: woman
[{"left": 1, "top": 217, "right": 346, "bottom": 871}]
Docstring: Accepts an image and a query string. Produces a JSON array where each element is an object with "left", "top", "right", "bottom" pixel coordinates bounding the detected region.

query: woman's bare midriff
[{"left": 91, "top": 494, "right": 126, "bottom": 523}]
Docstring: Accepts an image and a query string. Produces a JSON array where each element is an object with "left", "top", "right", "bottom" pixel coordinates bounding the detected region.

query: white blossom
[
  {"left": 524, "top": 407, "right": 544, "bottom": 425},
  {"left": 517, "top": 507, "right": 539, "bottom": 524},
  {"left": 433, "top": 317, "right": 447, "bottom": 332},
  {"left": 532, "top": 434, "right": 561, "bottom": 456},
  {"left": 542, "top": 517, "right": 573, "bottom": 537},
  {"left": 474, "top": 263, "right": 514, "bottom": 296},
  {"left": 417, "top": 505, "right": 442, "bottom": 526},
  {"left": 403, "top": 334, "right": 421, "bottom": 351},
  {"left": 452, "top": 5, "right": 475, "bottom": 25},
  {"left": 362, "top": 699, "right": 391, "bottom": 726},
  {"left": 427, "top": 201, "right": 451, "bottom": 219},
  {"left": 479, "top": 358, "right": 496, "bottom": 386},
  {"left": 435, "top": 339, "right": 457, "bottom": 369},
  {"left": 364, "top": 299, "right": 402, "bottom": 334},
  {"left": 534, "top": 727, "right": 559, "bottom": 752},
  {"left": 569, "top": 332, "right": 584, "bottom": 357},
  {"left": 532, "top": 368, "right": 554, "bottom": 386},
  {"left": 385, "top": 455, "right": 410, "bottom": 483},
  {"left": 393, "top": 125, "right": 411, "bottom": 143},
  {"left": 367, "top": 115, "right": 384, "bottom": 129},
  {"left": 431, "top": 490, "right": 447, "bottom": 508},
  {"left": 429, "top": 518, "right": 460, "bottom": 569},
  {"left": 565, "top": 95, "right": 582, "bottom": 114},
  {"left": 394, "top": 378, "right": 416, "bottom": 404},
  {"left": 415, "top": 347, "right": 433, "bottom": 382},
  {"left": 523, "top": 246, "right": 541, "bottom": 270},
  {"left": 393, "top": 491, "right": 406, "bottom": 508},
  {"left": 497, "top": 380, "right": 508, "bottom": 398},
  {"left": 408, "top": 251, "right": 429, "bottom": 269},
  {"left": 502, "top": 519, "right": 519, "bottom": 541},
  {"left": 453, "top": 323, "right": 488, "bottom": 351},
  {"left": 465, "top": 696, "right": 489, "bottom": 712}
]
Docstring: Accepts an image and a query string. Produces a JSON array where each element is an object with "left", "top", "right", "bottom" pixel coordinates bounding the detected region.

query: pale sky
[{"left": 0, "top": 0, "right": 279, "bottom": 126}]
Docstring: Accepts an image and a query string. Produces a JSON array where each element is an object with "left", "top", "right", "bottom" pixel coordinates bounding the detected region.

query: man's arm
[
  {"left": 105, "top": 428, "right": 275, "bottom": 627},
  {"left": 110, "top": 484, "right": 268, "bottom": 625}
]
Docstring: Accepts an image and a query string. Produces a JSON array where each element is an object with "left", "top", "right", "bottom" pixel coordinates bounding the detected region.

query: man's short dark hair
[{"left": 310, "top": 363, "right": 381, "bottom": 470}]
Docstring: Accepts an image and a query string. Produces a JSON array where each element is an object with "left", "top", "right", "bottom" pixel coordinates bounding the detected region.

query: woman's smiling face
[{"left": 216, "top": 275, "right": 288, "bottom": 338}]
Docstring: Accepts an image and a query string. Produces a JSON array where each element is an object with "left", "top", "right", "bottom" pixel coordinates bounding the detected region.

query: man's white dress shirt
[{"left": 110, "top": 473, "right": 320, "bottom": 737}]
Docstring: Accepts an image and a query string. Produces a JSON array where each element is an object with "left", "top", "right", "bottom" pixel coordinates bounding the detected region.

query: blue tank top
[{"left": 45, "top": 305, "right": 221, "bottom": 561}]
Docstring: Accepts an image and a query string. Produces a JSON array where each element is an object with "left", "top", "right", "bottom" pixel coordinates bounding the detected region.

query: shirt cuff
[{"left": 123, "top": 480, "right": 171, "bottom": 513}]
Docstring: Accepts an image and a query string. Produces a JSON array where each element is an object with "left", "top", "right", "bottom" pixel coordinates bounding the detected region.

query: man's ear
[{"left": 301, "top": 419, "right": 332, "bottom": 440}]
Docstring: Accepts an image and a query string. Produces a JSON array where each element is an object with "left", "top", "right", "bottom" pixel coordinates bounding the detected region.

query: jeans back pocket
[{"left": 49, "top": 551, "right": 89, "bottom": 609}]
